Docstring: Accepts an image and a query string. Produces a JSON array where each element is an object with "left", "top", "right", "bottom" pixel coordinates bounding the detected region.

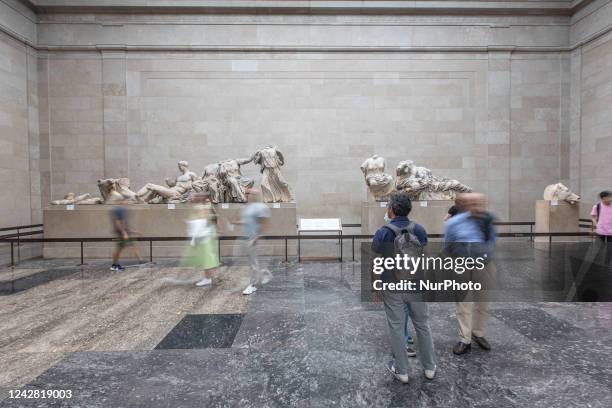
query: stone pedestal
[
  {"left": 535, "top": 200, "right": 580, "bottom": 243},
  {"left": 361, "top": 200, "right": 453, "bottom": 235},
  {"left": 43, "top": 203, "right": 297, "bottom": 259}
]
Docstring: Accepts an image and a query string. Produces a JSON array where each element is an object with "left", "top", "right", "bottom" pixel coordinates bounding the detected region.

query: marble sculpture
[
  {"left": 543, "top": 183, "right": 580, "bottom": 204},
  {"left": 50, "top": 149, "right": 295, "bottom": 205},
  {"left": 136, "top": 161, "right": 199, "bottom": 204},
  {"left": 218, "top": 157, "right": 256, "bottom": 203},
  {"left": 395, "top": 160, "right": 472, "bottom": 200},
  {"left": 253, "top": 146, "right": 294, "bottom": 203},
  {"left": 360, "top": 155, "right": 395, "bottom": 202},
  {"left": 97, "top": 178, "right": 138, "bottom": 203},
  {"left": 50, "top": 193, "right": 103, "bottom": 205}
]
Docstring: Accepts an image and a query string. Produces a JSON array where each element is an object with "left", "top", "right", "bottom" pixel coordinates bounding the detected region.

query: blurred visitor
[
  {"left": 444, "top": 205, "right": 459, "bottom": 221},
  {"left": 110, "top": 203, "right": 143, "bottom": 272},
  {"left": 239, "top": 189, "right": 272, "bottom": 295},
  {"left": 372, "top": 191, "right": 437, "bottom": 384},
  {"left": 591, "top": 190, "right": 612, "bottom": 265},
  {"left": 181, "top": 193, "right": 220, "bottom": 287},
  {"left": 444, "top": 193, "right": 496, "bottom": 355}
]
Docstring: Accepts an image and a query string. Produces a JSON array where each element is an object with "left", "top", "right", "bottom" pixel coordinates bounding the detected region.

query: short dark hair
[
  {"left": 389, "top": 191, "right": 412, "bottom": 217},
  {"left": 447, "top": 205, "right": 459, "bottom": 217},
  {"left": 600, "top": 190, "right": 612, "bottom": 199}
]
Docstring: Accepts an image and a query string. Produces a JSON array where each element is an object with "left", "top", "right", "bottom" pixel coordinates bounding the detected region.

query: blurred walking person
[
  {"left": 239, "top": 189, "right": 272, "bottom": 295},
  {"left": 444, "top": 193, "right": 496, "bottom": 355},
  {"left": 181, "top": 193, "right": 220, "bottom": 287},
  {"left": 110, "top": 203, "right": 143, "bottom": 271}
]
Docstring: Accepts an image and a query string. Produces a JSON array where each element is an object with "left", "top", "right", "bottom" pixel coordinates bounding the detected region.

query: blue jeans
[{"left": 403, "top": 303, "right": 413, "bottom": 346}]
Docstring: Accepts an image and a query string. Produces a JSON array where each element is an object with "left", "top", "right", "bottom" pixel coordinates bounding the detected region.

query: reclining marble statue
[
  {"left": 395, "top": 160, "right": 472, "bottom": 200},
  {"left": 50, "top": 192, "right": 103, "bottom": 205},
  {"left": 136, "top": 161, "right": 199, "bottom": 203},
  {"left": 97, "top": 178, "right": 138, "bottom": 203},
  {"left": 253, "top": 145, "right": 293, "bottom": 203},
  {"left": 543, "top": 183, "right": 580, "bottom": 204},
  {"left": 360, "top": 155, "right": 395, "bottom": 201}
]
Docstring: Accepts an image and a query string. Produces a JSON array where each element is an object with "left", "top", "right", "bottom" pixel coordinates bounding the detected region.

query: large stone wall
[
  {"left": 32, "top": 49, "right": 576, "bottom": 223},
  {"left": 0, "top": 32, "right": 38, "bottom": 228}
]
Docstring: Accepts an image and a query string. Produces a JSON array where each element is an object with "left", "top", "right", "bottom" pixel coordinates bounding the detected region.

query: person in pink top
[{"left": 591, "top": 190, "right": 612, "bottom": 264}]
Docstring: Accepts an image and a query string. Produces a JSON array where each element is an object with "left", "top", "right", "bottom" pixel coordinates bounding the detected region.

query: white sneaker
[
  {"left": 387, "top": 360, "right": 409, "bottom": 384},
  {"left": 424, "top": 366, "right": 437, "bottom": 380},
  {"left": 195, "top": 278, "right": 212, "bottom": 287},
  {"left": 261, "top": 270, "right": 273, "bottom": 285},
  {"left": 242, "top": 284, "right": 257, "bottom": 295}
]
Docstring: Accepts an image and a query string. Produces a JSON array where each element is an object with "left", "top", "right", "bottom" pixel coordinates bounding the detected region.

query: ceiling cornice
[{"left": 17, "top": 0, "right": 598, "bottom": 17}]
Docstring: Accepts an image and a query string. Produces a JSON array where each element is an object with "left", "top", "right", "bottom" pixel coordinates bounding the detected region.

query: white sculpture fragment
[
  {"left": 360, "top": 155, "right": 395, "bottom": 202},
  {"left": 50, "top": 193, "right": 103, "bottom": 205},
  {"left": 395, "top": 160, "right": 472, "bottom": 200},
  {"left": 543, "top": 183, "right": 580, "bottom": 204}
]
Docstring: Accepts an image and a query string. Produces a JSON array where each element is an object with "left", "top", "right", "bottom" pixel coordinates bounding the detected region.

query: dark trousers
[{"left": 598, "top": 235, "right": 612, "bottom": 265}]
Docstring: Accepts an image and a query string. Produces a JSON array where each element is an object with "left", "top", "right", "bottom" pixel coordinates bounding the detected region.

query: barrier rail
[
  {"left": 2, "top": 231, "right": 594, "bottom": 267},
  {"left": 0, "top": 224, "right": 44, "bottom": 264}
]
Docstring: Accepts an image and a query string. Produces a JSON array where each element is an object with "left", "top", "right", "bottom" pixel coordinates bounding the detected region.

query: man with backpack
[
  {"left": 444, "top": 193, "right": 496, "bottom": 356},
  {"left": 591, "top": 190, "right": 612, "bottom": 265},
  {"left": 372, "top": 191, "right": 437, "bottom": 384}
]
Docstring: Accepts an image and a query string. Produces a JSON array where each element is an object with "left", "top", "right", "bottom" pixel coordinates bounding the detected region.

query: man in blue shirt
[
  {"left": 444, "top": 193, "right": 496, "bottom": 355},
  {"left": 372, "top": 191, "right": 436, "bottom": 384}
]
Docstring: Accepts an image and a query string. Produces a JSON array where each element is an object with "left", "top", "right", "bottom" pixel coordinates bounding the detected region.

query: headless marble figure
[
  {"left": 360, "top": 154, "right": 395, "bottom": 202},
  {"left": 51, "top": 192, "right": 103, "bottom": 205},
  {"left": 253, "top": 146, "right": 293, "bottom": 203},
  {"left": 198, "top": 163, "right": 224, "bottom": 204},
  {"left": 218, "top": 157, "right": 255, "bottom": 203}
]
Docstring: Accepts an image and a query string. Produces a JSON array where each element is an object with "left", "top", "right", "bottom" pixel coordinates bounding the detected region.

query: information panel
[{"left": 298, "top": 218, "right": 342, "bottom": 231}]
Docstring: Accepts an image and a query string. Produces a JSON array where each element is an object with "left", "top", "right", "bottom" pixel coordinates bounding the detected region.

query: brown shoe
[
  {"left": 453, "top": 341, "right": 471, "bottom": 355},
  {"left": 472, "top": 335, "right": 491, "bottom": 351}
]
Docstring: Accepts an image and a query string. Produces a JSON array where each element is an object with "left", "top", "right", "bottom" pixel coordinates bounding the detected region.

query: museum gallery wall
[{"left": 0, "top": 0, "right": 611, "bottom": 238}]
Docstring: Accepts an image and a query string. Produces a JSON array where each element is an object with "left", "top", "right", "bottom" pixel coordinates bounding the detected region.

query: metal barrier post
[
  {"left": 16, "top": 227, "right": 20, "bottom": 263},
  {"left": 339, "top": 231, "right": 343, "bottom": 262},
  {"left": 530, "top": 224, "right": 533, "bottom": 242},
  {"left": 10, "top": 241, "right": 14, "bottom": 266},
  {"left": 548, "top": 235, "right": 552, "bottom": 257},
  {"left": 149, "top": 240, "right": 153, "bottom": 263},
  {"left": 79, "top": 241, "right": 84, "bottom": 265},
  {"left": 352, "top": 236, "right": 355, "bottom": 262},
  {"left": 285, "top": 238, "right": 288, "bottom": 262}
]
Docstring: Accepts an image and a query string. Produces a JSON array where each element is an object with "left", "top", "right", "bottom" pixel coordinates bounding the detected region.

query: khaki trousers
[
  {"left": 456, "top": 301, "right": 489, "bottom": 344},
  {"left": 455, "top": 262, "right": 496, "bottom": 344}
]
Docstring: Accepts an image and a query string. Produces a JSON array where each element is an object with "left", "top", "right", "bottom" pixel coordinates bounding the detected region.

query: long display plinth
[
  {"left": 361, "top": 200, "right": 454, "bottom": 236},
  {"left": 43, "top": 203, "right": 297, "bottom": 259}
]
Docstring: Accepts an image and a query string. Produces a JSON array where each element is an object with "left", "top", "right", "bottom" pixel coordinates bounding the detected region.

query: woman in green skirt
[{"left": 181, "top": 192, "right": 220, "bottom": 287}]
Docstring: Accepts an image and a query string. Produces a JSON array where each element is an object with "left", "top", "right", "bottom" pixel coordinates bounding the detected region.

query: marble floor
[{"left": 0, "top": 250, "right": 611, "bottom": 407}]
